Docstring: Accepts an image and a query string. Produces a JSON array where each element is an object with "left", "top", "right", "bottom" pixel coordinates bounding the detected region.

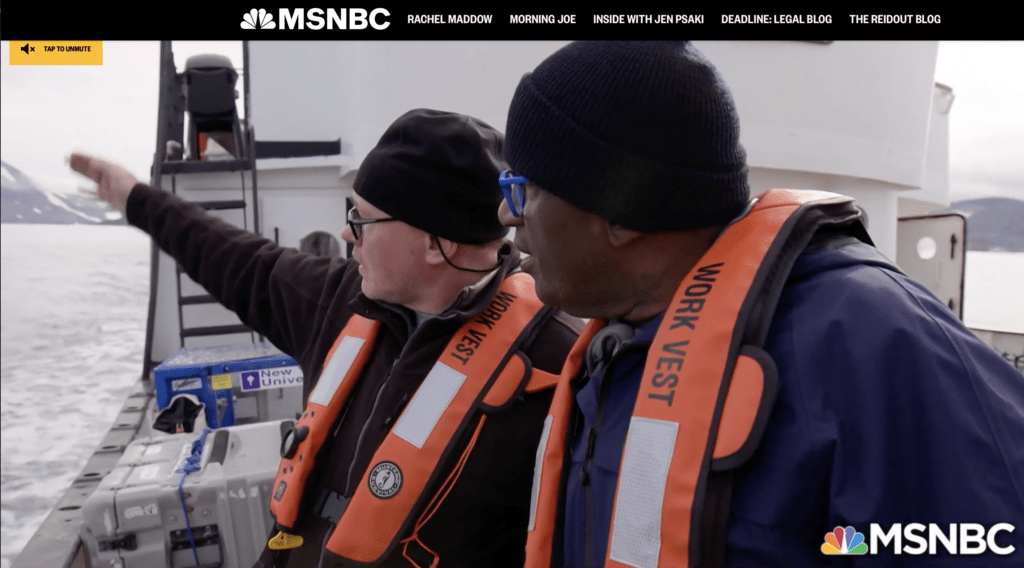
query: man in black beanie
[
  {"left": 70, "top": 108, "right": 580, "bottom": 568},
  {"left": 500, "top": 42, "right": 1024, "bottom": 567}
]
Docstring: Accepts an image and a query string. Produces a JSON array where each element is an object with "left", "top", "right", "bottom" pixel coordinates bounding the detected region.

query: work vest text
[
  {"left": 450, "top": 291, "right": 518, "bottom": 365},
  {"left": 653, "top": 262, "right": 722, "bottom": 406}
]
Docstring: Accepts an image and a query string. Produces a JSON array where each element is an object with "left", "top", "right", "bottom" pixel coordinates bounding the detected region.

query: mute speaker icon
[{"left": 21, "top": 44, "right": 30, "bottom": 55}]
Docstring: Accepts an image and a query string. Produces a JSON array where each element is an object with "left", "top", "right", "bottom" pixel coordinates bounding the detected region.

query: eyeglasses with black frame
[
  {"left": 347, "top": 206, "right": 400, "bottom": 240},
  {"left": 499, "top": 170, "right": 530, "bottom": 218}
]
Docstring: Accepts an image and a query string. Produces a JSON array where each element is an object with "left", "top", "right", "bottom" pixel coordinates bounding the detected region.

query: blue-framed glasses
[{"left": 499, "top": 170, "right": 530, "bottom": 218}]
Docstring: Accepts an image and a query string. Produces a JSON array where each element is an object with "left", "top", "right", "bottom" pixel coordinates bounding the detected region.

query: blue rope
[{"left": 176, "top": 427, "right": 213, "bottom": 567}]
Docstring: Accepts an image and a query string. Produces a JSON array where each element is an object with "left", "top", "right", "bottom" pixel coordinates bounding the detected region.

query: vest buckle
[
  {"left": 315, "top": 490, "right": 350, "bottom": 524},
  {"left": 280, "top": 425, "right": 309, "bottom": 459}
]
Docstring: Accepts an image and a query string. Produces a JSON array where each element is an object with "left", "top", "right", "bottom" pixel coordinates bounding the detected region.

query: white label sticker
[
  {"left": 137, "top": 464, "right": 161, "bottom": 480},
  {"left": 124, "top": 504, "right": 158, "bottom": 519},
  {"left": 239, "top": 365, "right": 304, "bottom": 392},
  {"left": 171, "top": 377, "right": 203, "bottom": 391},
  {"left": 173, "top": 444, "right": 193, "bottom": 473}
]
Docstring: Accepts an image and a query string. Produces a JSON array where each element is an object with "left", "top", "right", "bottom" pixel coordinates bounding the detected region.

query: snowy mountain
[
  {"left": 1, "top": 161, "right": 125, "bottom": 225},
  {"left": 944, "top": 197, "right": 1024, "bottom": 252},
  {"left": 2, "top": 160, "right": 1019, "bottom": 249}
]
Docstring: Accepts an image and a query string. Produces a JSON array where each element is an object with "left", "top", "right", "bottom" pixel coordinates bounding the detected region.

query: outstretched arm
[{"left": 68, "top": 152, "right": 360, "bottom": 371}]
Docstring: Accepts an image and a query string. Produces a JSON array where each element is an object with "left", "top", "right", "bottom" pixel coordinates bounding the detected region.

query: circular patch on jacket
[{"left": 368, "top": 461, "right": 402, "bottom": 499}]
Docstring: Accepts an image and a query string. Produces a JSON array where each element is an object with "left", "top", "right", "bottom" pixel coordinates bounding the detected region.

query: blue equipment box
[{"left": 153, "top": 342, "right": 304, "bottom": 428}]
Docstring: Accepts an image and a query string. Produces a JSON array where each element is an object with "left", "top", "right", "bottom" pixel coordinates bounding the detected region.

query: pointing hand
[{"left": 68, "top": 152, "right": 140, "bottom": 214}]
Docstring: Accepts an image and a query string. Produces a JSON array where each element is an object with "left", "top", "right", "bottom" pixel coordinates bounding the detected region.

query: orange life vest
[
  {"left": 526, "top": 189, "right": 869, "bottom": 568},
  {"left": 269, "top": 271, "right": 561, "bottom": 565}
]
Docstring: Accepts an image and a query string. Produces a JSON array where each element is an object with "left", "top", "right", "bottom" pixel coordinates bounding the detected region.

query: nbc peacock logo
[
  {"left": 241, "top": 8, "right": 276, "bottom": 29},
  {"left": 821, "top": 526, "right": 868, "bottom": 555}
]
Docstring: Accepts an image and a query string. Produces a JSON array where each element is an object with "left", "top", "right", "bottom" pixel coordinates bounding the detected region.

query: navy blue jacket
[{"left": 562, "top": 239, "right": 1024, "bottom": 567}]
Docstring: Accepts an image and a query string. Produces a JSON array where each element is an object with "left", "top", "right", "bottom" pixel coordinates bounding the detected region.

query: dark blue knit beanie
[{"left": 505, "top": 41, "right": 750, "bottom": 232}]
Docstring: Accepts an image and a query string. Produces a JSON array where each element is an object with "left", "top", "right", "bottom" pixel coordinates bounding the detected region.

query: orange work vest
[
  {"left": 526, "top": 189, "right": 869, "bottom": 568},
  {"left": 269, "top": 271, "right": 561, "bottom": 564}
]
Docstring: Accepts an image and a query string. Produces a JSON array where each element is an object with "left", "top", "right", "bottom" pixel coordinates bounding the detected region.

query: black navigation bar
[{"left": 1, "top": 5, "right": 1014, "bottom": 40}]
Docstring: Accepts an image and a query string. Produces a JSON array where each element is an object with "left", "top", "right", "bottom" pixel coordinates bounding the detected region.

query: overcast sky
[{"left": 2, "top": 41, "right": 1022, "bottom": 203}]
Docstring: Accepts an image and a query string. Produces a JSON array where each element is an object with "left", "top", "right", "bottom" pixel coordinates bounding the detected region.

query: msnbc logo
[
  {"left": 821, "top": 523, "right": 1016, "bottom": 556},
  {"left": 822, "top": 526, "right": 868, "bottom": 555}
]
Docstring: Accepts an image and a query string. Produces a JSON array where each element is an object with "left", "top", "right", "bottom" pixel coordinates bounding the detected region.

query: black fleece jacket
[{"left": 126, "top": 183, "right": 580, "bottom": 567}]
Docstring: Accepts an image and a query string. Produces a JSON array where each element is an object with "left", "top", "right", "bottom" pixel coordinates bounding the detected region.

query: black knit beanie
[
  {"left": 354, "top": 109, "right": 510, "bottom": 244},
  {"left": 505, "top": 41, "right": 750, "bottom": 232}
]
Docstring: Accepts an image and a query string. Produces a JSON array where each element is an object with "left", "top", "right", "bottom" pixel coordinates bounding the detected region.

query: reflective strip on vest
[
  {"left": 392, "top": 362, "right": 467, "bottom": 449},
  {"left": 608, "top": 417, "right": 678, "bottom": 568},
  {"left": 308, "top": 336, "right": 366, "bottom": 407},
  {"left": 526, "top": 318, "right": 605, "bottom": 565},
  {"left": 270, "top": 315, "right": 380, "bottom": 530},
  {"left": 528, "top": 415, "right": 553, "bottom": 532},
  {"left": 526, "top": 189, "right": 857, "bottom": 568}
]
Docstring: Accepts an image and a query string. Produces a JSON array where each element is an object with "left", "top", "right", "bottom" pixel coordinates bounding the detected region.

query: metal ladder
[{"left": 144, "top": 41, "right": 260, "bottom": 378}]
